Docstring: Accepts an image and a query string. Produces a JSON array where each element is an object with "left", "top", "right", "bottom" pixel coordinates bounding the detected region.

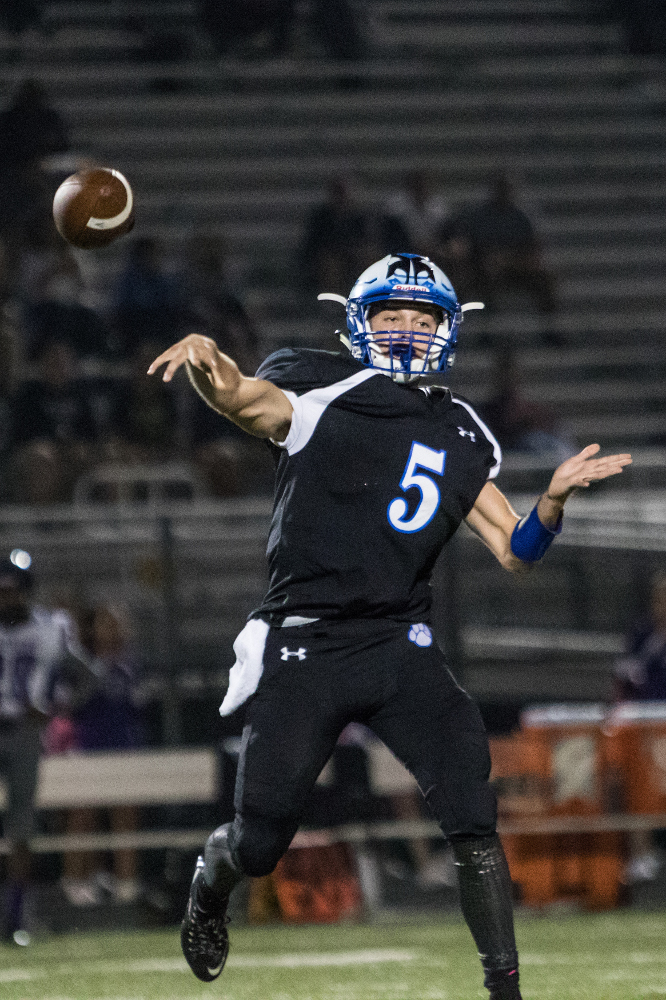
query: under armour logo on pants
[{"left": 281, "top": 647, "right": 307, "bottom": 661}]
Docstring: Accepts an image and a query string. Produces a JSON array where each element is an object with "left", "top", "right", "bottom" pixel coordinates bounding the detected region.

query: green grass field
[{"left": 2, "top": 911, "right": 666, "bottom": 1000}]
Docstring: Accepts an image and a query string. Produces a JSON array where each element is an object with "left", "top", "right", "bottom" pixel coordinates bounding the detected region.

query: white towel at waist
[{"left": 219, "top": 618, "right": 270, "bottom": 717}]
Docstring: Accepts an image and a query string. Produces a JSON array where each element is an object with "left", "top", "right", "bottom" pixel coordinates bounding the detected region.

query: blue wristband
[{"left": 510, "top": 502, "right": 562, "bottom": 563}]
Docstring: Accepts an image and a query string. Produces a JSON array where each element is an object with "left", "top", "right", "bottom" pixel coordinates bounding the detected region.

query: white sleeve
[
  {"left": 271, "top": 370, "right": 377, "bottom": 457},
  {"left": 270, "top": 390, "right": 299, "bottom": 450}
]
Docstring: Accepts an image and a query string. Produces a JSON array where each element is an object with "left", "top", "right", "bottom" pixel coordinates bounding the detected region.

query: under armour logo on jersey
[
  {"left": 458, "top": 426, "right": 476, "bottom": 442},
  {"left": 408, "top": 623, "right": 432, "bottom": 647},
  {"left": 281, "top": 647, "right": 307, "bottom": 661}
]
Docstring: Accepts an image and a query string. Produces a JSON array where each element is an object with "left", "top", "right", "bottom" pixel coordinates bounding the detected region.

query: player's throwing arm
[
  {"left": 148, "top": 334, "right": 293, "bottom": 442},
  {"left": 466, "top": 443, "right": 632, "bottom": 572}
]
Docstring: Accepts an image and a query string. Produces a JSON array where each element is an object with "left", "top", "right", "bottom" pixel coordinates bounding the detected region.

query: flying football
[{"left": 52, "top": 167, "right": 135, "bottom": 249}]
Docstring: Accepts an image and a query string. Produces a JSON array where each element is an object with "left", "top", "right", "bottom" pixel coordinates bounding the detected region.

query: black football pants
[
  {"left": 204, "top": 618, "right": 519, "bottom": 996},
  {"left": 228, "top": 617, "right": 497, "bottom": 875}
]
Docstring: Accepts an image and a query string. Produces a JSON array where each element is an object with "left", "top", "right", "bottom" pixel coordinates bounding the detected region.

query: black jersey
[{"left": 253, "top": 348, "right": 501, "bottom": 623}]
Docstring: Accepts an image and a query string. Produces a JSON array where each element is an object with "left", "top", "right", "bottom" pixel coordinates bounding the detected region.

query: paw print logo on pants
[{"left": 408, "top": 623, "right": 432, "bottom": 647}]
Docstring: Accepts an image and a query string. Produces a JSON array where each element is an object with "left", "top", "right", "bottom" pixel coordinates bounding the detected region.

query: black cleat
[{"left": 181, "top": 856, "right": 230, "bottom": 982}]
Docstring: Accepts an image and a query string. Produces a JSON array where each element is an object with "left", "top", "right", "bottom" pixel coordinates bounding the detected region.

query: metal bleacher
[{"left": 0, "top": 0, "right": 661, "bottom": 463}]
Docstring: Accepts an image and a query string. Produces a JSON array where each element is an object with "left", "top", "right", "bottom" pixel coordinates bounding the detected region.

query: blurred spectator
[
  {"left": 615, "top": 572, "right": 666, "bottom": 701},
  {"left": 479, "top": 347, "right": 575, "bottom": 463},
  {"left": 0, "top": 322, "right": 21, "bottom": 469},
  {"left": 0, "top": 81, "right": 69, "bottom": 244},
  {"left": 0, "top": 2, "right": 43, "bottom": 35},
  {"left": 300, "top": 175, "right": 421, "bottom": 301},
  {"left": 199, "top": 0, "right": 296, "bottom": 57},
  {"left": 0, "top": 237, "right": 21, "bottom": 394},
  {"left": 51, "top": 603, "right": 146, "bottom": 907},
  {"left": 361, "top": 210, "right": 410, "bottom": 268},
  {"left": 177, "top": 230, "right": 268, "bottom": 489},
  {"left": 51, "top": 340, "right": 182, "bottom": 475},
  {"left": 9, "top": 337, "right": 97, "bottom": 503},
  {"left": 0, "top": 81, "right": 68, "bottom": 168},
  {"left": 0, "top": 558, "right": 94, "bottom": 940},
  {"left": 23, "top": 246, "right": 110, "bottom": 361},
  {"left": 180, "top": 233, "right": 259, "bottom": 374},
  {"left": 614, "top": 571, "right": 666, "bottom": 884},
  {"left": 111, "top": 237, "right": 186, "bottom": 356},
  {"left": 191, "top": 406, "right": 273, "bottom": 498},
  {"left": 184, "top": 322, "right": 275, "bottom": 497},
  {"left": 0, "top": 234, "right": 11, "bottom": 305},
  {"left": 438, "top": 171, "right": 557, "bottom": 332},
  {"left": 311, "top": 0, "right": 364, "bottom": 60},
  {"left": 300, "top": 177, "right": 367, "bottom": 296},
  {"left": 600, "top": 0, "right": 666, "bottom": 55},
  {"left": 0, "top": 238, "right": 23, "bottom": 478},
  {"left": 15, "top": 218, "right": 69, "bottom": 304},
  {"left": 123, "top": 9, "right": 191, "bottom": 64},
  {"left": 384, "top": 170, "right": 450, "bottom": 259},
  {"left": 113, "top": 342, "right": 179, "bottom": 460},
  {"left": 199, "top": 0, "right": 363, "bottom": 60}
]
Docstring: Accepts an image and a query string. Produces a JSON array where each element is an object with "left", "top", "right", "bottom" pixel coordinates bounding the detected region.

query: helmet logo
[{"left": 386, "top": 254, "right": 434, "bottom": 285}]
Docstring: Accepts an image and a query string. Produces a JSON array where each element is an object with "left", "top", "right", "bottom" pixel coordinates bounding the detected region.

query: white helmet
[{"left": 342, "top": 253, "right": 461, "bottom": 384}]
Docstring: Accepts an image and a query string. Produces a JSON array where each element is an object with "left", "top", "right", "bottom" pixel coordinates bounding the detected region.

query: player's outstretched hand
[
  {"left": 147, "top": 334, "right": 241, "bottom": 395},
  {"left": 547, "top": 443, "right": 632, "bottom": 503}
]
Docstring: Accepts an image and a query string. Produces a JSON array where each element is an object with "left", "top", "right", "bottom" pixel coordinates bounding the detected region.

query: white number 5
[{"left": 387, "top": 441, "right": 446, "bottom": 534}]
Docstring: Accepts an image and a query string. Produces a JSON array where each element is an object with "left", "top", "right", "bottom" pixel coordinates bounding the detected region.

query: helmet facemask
[{"left": 363, "top": 305, "right": 452, "bottom": 384}]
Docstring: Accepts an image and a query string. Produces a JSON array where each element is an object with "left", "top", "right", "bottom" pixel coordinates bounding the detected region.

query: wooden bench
[
  {"left": 1, "top": 745, "right": 664, "bottom": 855},
  {"left": 0, "top": 744, "right": 416, "bottom": 854}
]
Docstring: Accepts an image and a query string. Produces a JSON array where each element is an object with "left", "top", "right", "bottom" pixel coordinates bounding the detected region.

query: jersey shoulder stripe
[
  {"left": 451, "top": 396, "right": 502, "bottom": 480},
  {"left": 276, "top": 369, "right": 378, "bottom": 456}
]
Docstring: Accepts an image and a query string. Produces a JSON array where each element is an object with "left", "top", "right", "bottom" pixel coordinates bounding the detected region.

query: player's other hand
[
  {"left": 147, "top": 334, "right": 241, "bottom": 394},
  {"left": 547, "top": 443, "right": 632, "bottom": 503}
]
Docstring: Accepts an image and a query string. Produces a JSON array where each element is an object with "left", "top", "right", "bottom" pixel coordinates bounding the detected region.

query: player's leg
[
  {"left": 367, "top": 628, "right": 520, "bottom": 1000},
  {"left": 1, "top": 717, "right": 41, "bottom": 942},
  {"left": 182, "top": 623, "right": 347, "bottom": 980}
]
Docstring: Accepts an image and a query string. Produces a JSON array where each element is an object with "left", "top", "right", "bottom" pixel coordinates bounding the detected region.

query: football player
[
  {"left": 149, "top": 253, "right": 631, "bottom": 1000},
  {"left": 0, "top": 557, "right": 95, "bottom": 942}
]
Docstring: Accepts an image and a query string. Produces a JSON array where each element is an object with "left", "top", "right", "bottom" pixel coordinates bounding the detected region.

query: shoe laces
[{"left": 184, "top": 888, "right": 229, "bottom": 957}]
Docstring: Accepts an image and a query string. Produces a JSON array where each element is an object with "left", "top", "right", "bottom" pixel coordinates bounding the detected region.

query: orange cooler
[
  {"left": 603, "top": 702, "right": 666, "bottom": 815},
  {"left": 491, "top": 704, "right": 623, "bottom": 909}
]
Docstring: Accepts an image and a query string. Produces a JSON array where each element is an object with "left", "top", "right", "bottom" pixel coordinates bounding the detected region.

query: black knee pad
[{"left": 233, "top": 811, "right": 299, "bottom": 878}]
